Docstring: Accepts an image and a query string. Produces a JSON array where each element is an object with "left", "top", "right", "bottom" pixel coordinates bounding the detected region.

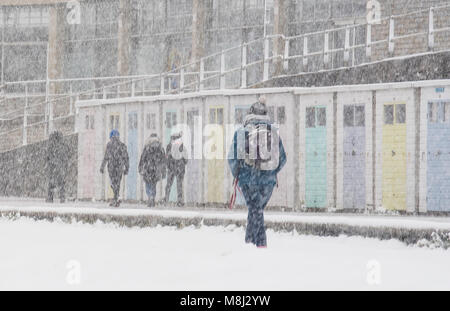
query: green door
[{"left": 305, "top": 106, "right": 327, "bottom": 208}]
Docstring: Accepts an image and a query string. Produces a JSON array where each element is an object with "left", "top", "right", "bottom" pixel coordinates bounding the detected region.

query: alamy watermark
[
  {"left": 367, "top": 0, "right": 382, "bottom": 24},
  {"left": 66, "top": 259, "right": 82, "bottom": 286},
  {"left": 66, "top": 1, "right": 81, "bottom": 25},
  {"left": 161, "top": 117, "right": 280, "bottom": 166},
  {"left": 366, "top": 259, "right": 381, "bottom": 286}
]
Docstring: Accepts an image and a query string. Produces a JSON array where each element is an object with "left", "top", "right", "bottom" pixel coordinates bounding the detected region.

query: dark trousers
[
  {"left": 48, "top": 174, "right": 65, "bottom": 202},
  {"left": 165, "top": 172, "right": 184, "bottom": 203},
  {"left": 145, "top": 182, "right": 157, "bottom": 199},
  {"left": 109, "top": 171, "right": 123, "bottom": 202},
  {"left": 241, "top": 184, "right": 275, "bottom": 247}
]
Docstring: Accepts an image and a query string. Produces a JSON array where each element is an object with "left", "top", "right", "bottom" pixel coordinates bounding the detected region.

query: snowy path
[{"left": 0, "top": 218, "right": 450, "bottom": 290}]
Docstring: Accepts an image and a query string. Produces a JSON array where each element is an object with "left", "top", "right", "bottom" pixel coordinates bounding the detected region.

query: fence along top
[{"left": 0, "top": 3, "right": 449, "bottom": 123}]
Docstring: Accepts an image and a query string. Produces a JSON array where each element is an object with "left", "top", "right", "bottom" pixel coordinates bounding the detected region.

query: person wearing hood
[
  {"left": 100, "top": 129, "right": 129, "bottom": 207},
  {"left": 164, "top": 132, "right": 188, "bottom": 206},
  {"left": 46, "top": 131, "right": 69, "bottom": 203},
  {"left": 139, "top": 133, "right": 166, "bottom": 207},
  {"left": 228, "top": 97, "right": 287, "bottom": 248}
]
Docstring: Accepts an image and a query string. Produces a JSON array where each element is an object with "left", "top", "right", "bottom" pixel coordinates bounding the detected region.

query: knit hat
[
  {"left": 249, "top": 96, "right": 268, "bottom": 116},
  {"left": 110, "top": 129, "right": 120, "bottom": 139}
]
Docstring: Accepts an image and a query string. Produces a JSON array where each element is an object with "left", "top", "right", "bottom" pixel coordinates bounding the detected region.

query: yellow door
[
  {"left": 107, "top": 114, "right": 121, "bottom": 200},
  {"left": 207, "top": 107, "right": 224, "bottom": 203},
  {"left": 382, "top": 103, "right": 406, "bottom": 211}
]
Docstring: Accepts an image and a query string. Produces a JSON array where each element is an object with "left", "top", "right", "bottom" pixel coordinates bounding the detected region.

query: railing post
[
  {"left": 388, "top": 17, "right": 395, "bottom": 55},
  {"left": 131, "top": 79, "right": 135, "bottom": 97},
  {"left": 22, "top": 84, "right": 28, "bottom": 146},
  {"left": 44, "top": 80, "right": 49, "bottom": 137},
  {"left": 74, "top": 94, "right": 80, "bottom": 134},
  {"left": 241, "top": 43, "right": 247, "bottom": 88},
  {"left": 69, "top": 84, "right": 73, "bottom": 115},
  {"left": 324, "top": 32, "right": 330, "bottom": 67},
  {"left": 48, "top": 99, "right": 54, "bottom": 134},
  {"left": 45, "top": 79, "right": 49, "bottom": 103},
  {"left": 352, "top": 26, "right": 356, "bottom": 66},
  {"left": 428, "top": 7, "right": 435, "bottom": 51},
  {"left": 160, "top": 74, "right": 165, "bottom": 95},
  {"left": 220, "top": 50, "right": 226, "bottom": 90},
  {"left": 283, "top": 39, "right": 290, "bottom": 72},
  {"left": 366, "top": 23, "right": 372, "bottom": 59},
  {"left": 263, "top": 37, "right": 269, "bottom": 82},
  {"left": 180, "top": 68, "right": 185, "bottom": 93},
  {"left": 199, "top": 58, "right": 205, "bottom": 91},
  {"left": 344, "top": 28, "right": 350, "bottom": 64},
  {"left": 103, "top": 86, "right": 107, "bottom": 99},
  {"left": 303, "top": 36, "right": 308, "bottom": 69}
]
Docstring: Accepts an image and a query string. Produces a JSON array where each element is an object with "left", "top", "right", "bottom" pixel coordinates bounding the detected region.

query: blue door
[
  {"left": 343, "top": 105, "right": 366, "bottom": 209},
  {"left": 127, "top": 112, "right": 138, "bottom": 200},
  {"left": 427, "top": 100, "right": 450, "bottom": 212}
]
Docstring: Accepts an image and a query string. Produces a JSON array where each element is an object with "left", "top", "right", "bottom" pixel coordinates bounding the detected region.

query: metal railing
[{"left": 0, "top": 4, "right": 450, "bottom": 152}]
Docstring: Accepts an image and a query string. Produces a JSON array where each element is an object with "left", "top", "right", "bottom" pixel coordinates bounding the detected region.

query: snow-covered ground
[{"left": 1, "top": 217, "right": 450, "bottom": 290}]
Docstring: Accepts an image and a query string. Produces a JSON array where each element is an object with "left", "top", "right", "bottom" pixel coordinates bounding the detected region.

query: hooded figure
[
  {"left": 165, "top": 132, "right": 188, "bottom": 206},
  {"left": 100, "top": 130, "right": 129, "bottom": 207},
  {"left": 228, "top": 97, "right": 287, "bottom": 248},
  {"left": 139, "top": 133, "right": 166, "bottom": 207},
  {"left": 46, "top": 131, "right": 69, "bottom": 203}
]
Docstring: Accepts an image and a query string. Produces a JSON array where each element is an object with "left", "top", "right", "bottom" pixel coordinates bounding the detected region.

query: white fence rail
[{"left": 0, "top": 3, "right": 450, "bottom": 151}]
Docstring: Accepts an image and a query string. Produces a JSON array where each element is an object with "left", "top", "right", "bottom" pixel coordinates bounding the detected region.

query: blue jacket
[{"left": 228, "top": 116, "right": 287, "bottom": 187}]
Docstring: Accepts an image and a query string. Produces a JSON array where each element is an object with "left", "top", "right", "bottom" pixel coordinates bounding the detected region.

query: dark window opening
[
  {"left": 217, "top": 108, "right": 224, "bottom": 125},
  {"left": 268, "top": 107, "right": 275, "bottom": 123},
  {"left": 306, "top": 107, "right": 315, "bottom": 128},
  {"left": 445, "top": 103, "right": 450, "bottom": 123},
  {"left": 146, "top": 113, "right": 156, "bottom": 130},
  {"left": 317, "top": 107, "right": 326, "bottom": 127},
  {"left": 396, "top": 104, "right": 406, "bottom": 124},
  {"left": 428, "top": 102, "right": 437, "bottom": 123},
  {"left": 384, "top": 105, "right": 394, "bottom": 125},
  {"left": 355, "top": 105, "right": 365, "bottom": 127},
  {"left": 277, "top": 106, "right": 286, "bottom": 124},
  {"left": 129, "top": 114, "right": 137, "bottom": 130},
  {"left": 344, "top": 105, "right": 354, "bottom": 127}
]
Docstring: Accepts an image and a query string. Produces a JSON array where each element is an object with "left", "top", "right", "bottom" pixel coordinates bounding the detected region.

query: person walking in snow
[
  {"left": 46, "top": 131, "right": 69, "bottom": 203},
  {"left": 164, "top": 132, "right": 188, "bottom": 206},
  {"left": 100, "top": 129, "right": 129, "bottom": 207},
  {"left": 139, "top": 133, "right": 166, "bottom": 207},
  {"left": 228, "top": 97, "right": 287, "bottom": 248}
]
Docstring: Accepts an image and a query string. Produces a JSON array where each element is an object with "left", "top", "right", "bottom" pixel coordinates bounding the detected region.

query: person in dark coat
[
  {"left": 139, "top": 133, "right": 166, "bottom": 207},
  {"left": 46, "top": 131, "right": 69, "bottom": 203},
  {"left": 100, "top": 129, "right": 129, "bottom": 207},
  {"left": 228, "top": 98, "right": 287, "bottom": 248},
  {"left": 164, "top": 132, "right": 188, "bottom": 206}
]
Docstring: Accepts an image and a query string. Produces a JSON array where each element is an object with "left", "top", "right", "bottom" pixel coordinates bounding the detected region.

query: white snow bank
[
  {"left": 0, "top": 218, "right": 449, "bottom": 290},
  {"left": 1, "top": 199, "right": 450, "bottom": 230}
]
